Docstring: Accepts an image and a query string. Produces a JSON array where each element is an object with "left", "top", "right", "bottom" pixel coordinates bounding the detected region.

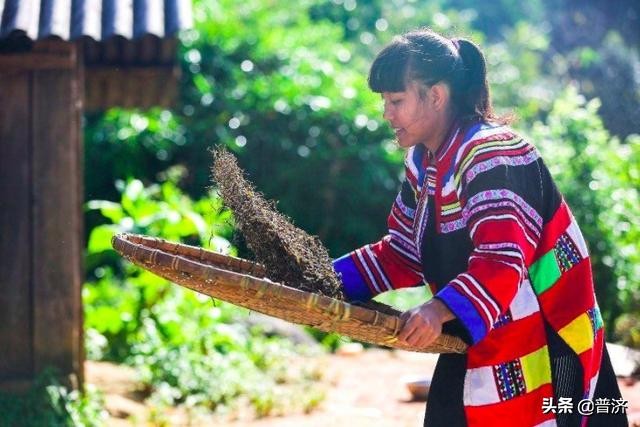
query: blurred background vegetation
[{"left": 60, "top": 0, "right": 640, "bottom": 423}]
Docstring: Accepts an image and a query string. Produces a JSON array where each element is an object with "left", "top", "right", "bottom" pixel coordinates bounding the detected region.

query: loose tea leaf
[{"left": 212, "top": 147, "right": 344, "bottom": 299}]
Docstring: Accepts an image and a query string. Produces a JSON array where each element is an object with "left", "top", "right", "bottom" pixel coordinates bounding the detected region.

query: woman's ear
[{"left": 429, "top": 83, "right": 451, "bottom": 112}]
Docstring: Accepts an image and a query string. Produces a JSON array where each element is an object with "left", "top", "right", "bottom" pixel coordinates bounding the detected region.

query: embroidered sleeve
[
  {"left": 333, "top": 151, "right": 424, "bottom": 302},
  {"left": 333, "top": 179, "right": 424, "bottom": 302},
  {"left": 434, "top": 137, "right": 544, "bottom": 344}
]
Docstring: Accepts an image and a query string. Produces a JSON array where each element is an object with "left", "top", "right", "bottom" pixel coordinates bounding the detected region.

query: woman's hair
[{"left": 368, "top": 28, "right": 510, "bottom": 125}]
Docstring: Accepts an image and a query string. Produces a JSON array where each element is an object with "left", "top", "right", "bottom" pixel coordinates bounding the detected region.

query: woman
[{"left": 332, "top": 29, "right": 626, "bottom": 427}]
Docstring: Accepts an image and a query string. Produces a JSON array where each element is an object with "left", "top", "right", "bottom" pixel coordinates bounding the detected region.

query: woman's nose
[{"left": 383, "top": 106, "right": 392, "bottom": 121}]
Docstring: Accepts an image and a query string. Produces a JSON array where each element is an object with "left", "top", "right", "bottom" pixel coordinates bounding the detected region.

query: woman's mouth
[{"left": 394, "top": 128, "right": 406, "bottom": 139}]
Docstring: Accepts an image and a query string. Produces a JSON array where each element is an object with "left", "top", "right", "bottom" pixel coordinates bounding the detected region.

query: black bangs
[{"left": 367, "top": 42, "right": 411, "bottom": 93}]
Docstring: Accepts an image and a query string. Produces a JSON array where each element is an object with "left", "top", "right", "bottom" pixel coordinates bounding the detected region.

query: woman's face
[{"left": 381, "top": 81, "right": 446, "bottom": 151}]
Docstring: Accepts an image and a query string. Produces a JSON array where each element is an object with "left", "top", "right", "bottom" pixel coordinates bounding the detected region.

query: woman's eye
[{"left": 391, "top": 100, "right": 401, "bottom": 106}]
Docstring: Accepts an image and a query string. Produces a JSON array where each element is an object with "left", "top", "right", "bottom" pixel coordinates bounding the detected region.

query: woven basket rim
[{"left": 111, "top": 233, "right": 468, "bottom": 354}]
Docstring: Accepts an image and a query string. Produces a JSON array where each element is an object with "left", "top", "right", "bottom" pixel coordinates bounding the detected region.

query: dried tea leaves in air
[{"left": 212, "top": 148, "right": 344, "bottom": 299}]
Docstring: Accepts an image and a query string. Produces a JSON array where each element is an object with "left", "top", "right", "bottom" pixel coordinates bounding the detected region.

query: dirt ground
[{"left": 86, "top": 348, "right": 640, "bottom": 427}]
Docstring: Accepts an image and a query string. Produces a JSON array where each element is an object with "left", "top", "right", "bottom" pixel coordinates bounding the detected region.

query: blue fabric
[
  {"left": 463, "top": 122, "right": 484, "bottom": 142},
  {"left": 412, "top": 144, "right": 428, "bottom": 189},
  {"left": 332, "top": 254, "right": 373, "bottom": 303},
  {"left": 435, "top": 285, "right": 487, "bottom": 345}
]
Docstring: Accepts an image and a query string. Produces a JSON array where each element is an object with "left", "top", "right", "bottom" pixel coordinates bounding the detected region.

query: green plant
[
  {"left": 84, "top": 171, "right": 234, "bottom": 361},
  {"left": 81, "top": 0, "right": 639, "bottom": 351},
  {"left": 84, "top": 172, "right": 327, "bottom": 416},
  {"left": 614, "top": 313, "right": 640, "bottom": 349},
  {"left": 528, "top": 87, "right": 640, "bottom": 333},
  {"left": 302, "top": 387, "right": 326, "bottom": 414},
  {"left": 0, "top": 370, "right": 107, "bottom": 427}
]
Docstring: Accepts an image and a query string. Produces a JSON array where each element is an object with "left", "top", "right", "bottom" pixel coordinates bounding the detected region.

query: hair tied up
[
  {"left": 451, "top": 37, "right": 492, "bottom": 122},
  {"left": 368, "top": 29, "right": 512, "bottom": 125}
]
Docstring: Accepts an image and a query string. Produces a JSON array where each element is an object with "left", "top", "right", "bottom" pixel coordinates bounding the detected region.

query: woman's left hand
[{"left": 397, "top": 299, "right": 455, "bottom": 348}]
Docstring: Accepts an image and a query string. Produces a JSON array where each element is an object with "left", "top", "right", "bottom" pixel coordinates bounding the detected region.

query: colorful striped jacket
[{"left": 333, "top": 122, "right": 604, "bottom": 426}]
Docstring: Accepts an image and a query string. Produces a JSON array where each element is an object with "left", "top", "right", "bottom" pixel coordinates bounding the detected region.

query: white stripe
[
  {"left": 441, "top": 173, "right": 457, "bottom": 197},
  {"left": 509, "top": 280, "right": 540, "bottom": 320},
  {"left": 388, "top": 242, "right": 423, "bottom": 276},
  {"left": 587, "top": 371, "right": 599, "bottom": 400},
  {"left": 458, "top": 139, "right": 530, "bottom": 175},
  {"left": 478, "top": 242, "right": 521, "bottom": 251},
  {"left": 405, "top": 147, "right": 419, "bottom": 178},
  {"left": 474, "top": 248, "right": 524, "bottom": 260},
  {"left": 364, "top": 246, "right": 392, "bottom": 291},
  {"left": 472, "top": 248, "right": 525, "bottom": 276},
  {"left": 413, "top": 192, "right": 429, "bottom": 253},
  {"left": 465, "top": 201, "right": 542, "bottom": 239},
  {"left": 566, "top": 220, "right": 589, "bottom": 258},
  {"left": 463, "top": 366, "right": 501, "bottom": 406},
  {"left": 389, "top": 233, "right": 419, "bottom": 259},
  {"left": 389, "top": 228, "right": 417, "bottom": 249},
  {"left": 394, "top": 194, "right": 415, "bottom": 219},
  {"left": 389, "top": 239, "right": 421, "bottom": 265},
  {"left": 390, "top": 210, "right": 413, "bottom": 233},
  {"left": 437, "top": 128, "right": 460, "bottom": 160},
  {"left": 469, "top": 214, "right": 537, "bottom": 248},
  {"left": 469, "top": 256, "right": 524, "bottom": 279},
  {"left": 464, "top": 150, "right": 539, "bottom": 185},
  {"left": 464, "top": 194, "right": 543, "bottom": 233},
  {"left": 470, "top": 138, "right": 528, "bottom": 156},
  {"left": 387, "top": 245, "right": 423, "bottom": 273},
  {"left": 534, "top": 419, "right": 557, "bottom": 427},
  {"left": 451, "top": 278, "right": 495, "bottom": 324},
  {"left": 467, "top": 189, "right": 543, "bottom": 228},
  {"left": 454, "top": 126, "right": 511, "bottom": 164},
  {"left": 355, "top": 249, "right": 382, "bottom": 294},
  {"left": 460, "top": 273, "right": 502, "bottom": 318},
  {"left": 390, "top": 230, "right": 418, "bottom": 260}
]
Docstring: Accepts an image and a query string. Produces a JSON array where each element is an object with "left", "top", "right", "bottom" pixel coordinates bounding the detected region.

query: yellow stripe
[
  {"left": 520, "top": 345, "right": 551, "bottom": 392},
  {"left": 442, "top": 201, "right": 461, "bottom": 213},
  {"left": 558, "top": 313, "right": 594, "bottom": 355},
  {"left": 454, "top": 138, "right": 518, "bottom": 187}
]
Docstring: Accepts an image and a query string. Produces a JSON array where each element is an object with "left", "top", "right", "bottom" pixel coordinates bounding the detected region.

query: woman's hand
[{"left": 397, "top": 299, "right": 455, "bottom": 348}]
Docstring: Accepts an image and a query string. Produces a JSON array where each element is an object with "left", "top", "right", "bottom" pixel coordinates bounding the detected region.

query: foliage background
[
  {"left": 76, "top": 0, "right": 640, "bottom": 421},
  {"left": 86, "top": 0, "right": 639, "bottom": 321}
]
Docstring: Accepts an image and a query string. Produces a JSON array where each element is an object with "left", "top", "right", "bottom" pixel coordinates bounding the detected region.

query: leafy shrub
[
  {"left": 614, "top": 313, "right": 640, "bottom": 349},
  {"left": 0, "top": 370, "right": 107, "bottom": 427},
  {"left": 528, "top": 87, "right": 640, "bottom": 334},
  {"left": 84, "top": 172, "right": 327, "bottom": 417}
]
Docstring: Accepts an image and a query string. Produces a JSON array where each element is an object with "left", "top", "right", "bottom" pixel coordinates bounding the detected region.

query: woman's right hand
[{"left": 397, "top": 299, "right": 454, "bottom": 348}]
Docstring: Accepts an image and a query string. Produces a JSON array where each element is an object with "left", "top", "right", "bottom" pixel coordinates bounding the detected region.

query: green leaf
[
  {"left": 87, "top": 224, "right": 121, "bottom": 254},
  {"left": 86, "top": 200, "right": 125, "bottom": 223}
]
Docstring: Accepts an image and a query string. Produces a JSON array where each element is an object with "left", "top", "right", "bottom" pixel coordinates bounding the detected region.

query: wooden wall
[
  {"left": 83, "top": 36, "right": 179, "bottom": 112},
  {"left": 0, "top": 40, "right": 84, "bottom": 391}
]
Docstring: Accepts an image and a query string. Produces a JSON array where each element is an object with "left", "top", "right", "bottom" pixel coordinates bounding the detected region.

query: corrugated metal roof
[{"left": 0, "top": 0, "right": 192, "bottom": 42}]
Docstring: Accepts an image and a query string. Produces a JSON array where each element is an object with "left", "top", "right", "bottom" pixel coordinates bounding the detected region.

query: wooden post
[
  {"left": 0, "top": 71, "right": 33, "bottom": 389},
  {"left": 0, "top": 40, "right": 84, "bottom": 391}
]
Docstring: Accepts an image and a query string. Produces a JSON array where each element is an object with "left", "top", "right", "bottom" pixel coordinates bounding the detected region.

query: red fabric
[
  {"left": 369, "top": 238, "right": 422, "bottom": 289},
  {"left": 467, "top": 312, "right": 547, "bottom": 368},
  {"left": 533, "top": 201, "right": 572, "bottom": 263},
  {"left": 537, "top": 259, "right": 596, "bottom": 329}
]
